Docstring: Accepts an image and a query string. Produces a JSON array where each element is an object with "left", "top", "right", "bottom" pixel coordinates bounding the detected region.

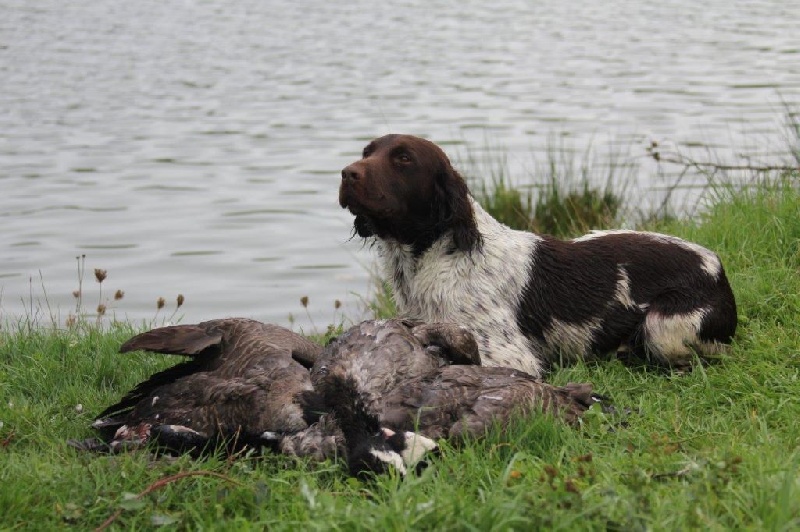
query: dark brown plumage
[
  {"left": 311, "top": 319, "right": 480, "bottom": 418},
  {"left": 81, "top": 318, "right": 328, "bottom": 455},
  {"left": 74, "top": 318, "right": 604, "bottom": 475},
  {"left": 312, "top": 319, "right": 602, "bottom": 443},
  {"left": 381, "top": 368, "right": 597, "bottom": 440}
]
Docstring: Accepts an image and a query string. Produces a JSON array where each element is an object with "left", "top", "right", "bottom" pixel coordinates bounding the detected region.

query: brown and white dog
[{"left": 340, "top": 134, "right": 737, "bottom": 378}]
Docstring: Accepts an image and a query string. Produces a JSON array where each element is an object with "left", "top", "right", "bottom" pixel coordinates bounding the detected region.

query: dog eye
[
  {"left": 395, "top": 152, "right": 412, "bottom": 164},
  {"left": 362, "top": 143, "right": 376, "bottom": 158}
]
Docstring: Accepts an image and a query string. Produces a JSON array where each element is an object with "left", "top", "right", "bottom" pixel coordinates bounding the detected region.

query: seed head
[
  {"left": 97, "top": 304, "right": 107, "bottom": 316},
  {"left": 334, "top": 299, "right": 342, "bottom": 310},
  {"left": 72, "top": 290, "right": 80, "bottom": 299},
  {"left": 94, "top": 269, "right": 107, "bottom": 283},
  {"left": 176, "top": 294, "right": 185, "bottom": 307},
  {"left": 156, "top": 297, "right": 165, "bottom": 310},
  {"left": 564, "top": 478, "right": 580, "bottom": 494},
  {"left": 300, "top": 296, "right": 309, "bottom": 308},
  {"left": 114, "top": 289, "right": 125, "bottom": 301}
]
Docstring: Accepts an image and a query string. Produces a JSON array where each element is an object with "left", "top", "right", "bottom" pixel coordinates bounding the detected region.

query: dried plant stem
[
  {"left": 1, "top": 430, "right": 14, "bottom": 448},
  {"left": 94, "top": 470, "right": 242, "bottom": 532},
  {"left": 651, "top": 150, "right": 799, "bottom": 174},
  {"left": 27, "top": 276, "right": 34, "bottom": 330},
  {"left": 166, "top": 294, "right": 185, "bottom": 324},
  {"left": 75, "top": 254, "right": 86, "bottom": 313},
  {"left": 38, "top": 270, "right": 57, "bottom": 329}
]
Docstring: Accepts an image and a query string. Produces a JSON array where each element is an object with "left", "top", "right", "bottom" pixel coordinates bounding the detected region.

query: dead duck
[
  {"left": 72, "top": 318, "right": 325, "bottom": 455},
  {"left": 73, "top": 318, "right": 602, "bottom": 476},
  {"left": 310, "top": 319, "right": 480, "bottom": 414},
  {"left": 70, "top": 318, "right": 436, "bottom": 477},
  {"left": 311, "top": 319, "right": 603, "bottom": 442}
]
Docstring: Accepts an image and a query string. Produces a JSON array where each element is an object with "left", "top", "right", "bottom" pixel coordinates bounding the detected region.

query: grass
[
  {"left": 2, "top": 164, "right": 800, "bottom": 530},
  {"left": 463, "top": 138, "right": 634, "bottom": 238},
  {"left": 0, "top": 255, "right": 188, "bottom": 335}
]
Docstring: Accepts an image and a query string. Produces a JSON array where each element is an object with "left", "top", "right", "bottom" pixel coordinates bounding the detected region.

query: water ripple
[{"left": 0, "top": 0, "right": 798, "bottom": 328}]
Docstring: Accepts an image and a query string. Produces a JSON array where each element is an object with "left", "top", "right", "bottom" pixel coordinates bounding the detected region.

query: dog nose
[{"left": 341, "top": 165, "right": 360, "bottom": 182}]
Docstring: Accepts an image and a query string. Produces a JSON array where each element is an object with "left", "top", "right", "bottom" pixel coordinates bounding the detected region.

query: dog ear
[{"left": 434, "top": 163, "right": 483, "bottom": 252}]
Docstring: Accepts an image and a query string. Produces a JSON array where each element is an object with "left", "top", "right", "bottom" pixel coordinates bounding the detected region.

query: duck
[
  {"left": 310, "top": 319, "right": 481, "bottom": 416},
  {"left": 311, "top": 319, "right": 603, "bottom": 443},
  {"left": 73, "top": 318, "right": 604, "bottom": 476},
  {"left": 72, "top": 319, "right": 323, "bottom": 453},
  {"left": 70, "top": 318, "right": 436, "bottom": 477}
]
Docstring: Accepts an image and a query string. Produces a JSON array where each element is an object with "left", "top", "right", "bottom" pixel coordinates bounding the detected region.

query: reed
[{"left": 463, "top": 138, "right": 635, "bottom": 238}]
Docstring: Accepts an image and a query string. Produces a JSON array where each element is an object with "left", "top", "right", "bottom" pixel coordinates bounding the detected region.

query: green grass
[
  {"left": 2, "top": 174, "right": 800, "bottom": 529},
  {"left": 463, "top": 138, "right": 634, "bottom": 238}
]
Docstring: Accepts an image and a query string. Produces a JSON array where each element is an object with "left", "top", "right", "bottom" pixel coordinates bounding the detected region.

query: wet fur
[{"left": 341, "top": 134, "right": 738, "bottom": 378}]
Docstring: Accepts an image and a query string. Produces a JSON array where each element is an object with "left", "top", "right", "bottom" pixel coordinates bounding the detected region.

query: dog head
[{"left": 340, "top": 134, "right": 481, "bottom": 255}]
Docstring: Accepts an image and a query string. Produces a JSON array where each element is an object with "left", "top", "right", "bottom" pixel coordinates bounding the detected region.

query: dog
[{"left": 340, "top": 134, "right": 737, "bottom": 378}]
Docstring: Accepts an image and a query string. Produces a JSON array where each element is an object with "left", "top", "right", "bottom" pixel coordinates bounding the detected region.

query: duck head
[
  {"left": 348, "top": 427, "right": 439, "bottom": 478},
  {"left": 316, "top": 370, "right": 439, "bottom": 477}
]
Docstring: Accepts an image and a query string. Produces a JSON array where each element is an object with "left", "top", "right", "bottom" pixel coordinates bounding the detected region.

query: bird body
[
  {"left": 74, "top": 318, "right": 603, "bottom": 476},
  {"left": 82, "top": 318, "right": 324, "bottom": 454}
]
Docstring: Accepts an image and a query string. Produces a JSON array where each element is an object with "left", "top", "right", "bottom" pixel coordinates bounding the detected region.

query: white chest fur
[{"left": 378, "top": 204, "right": 546, "bottom": 377}]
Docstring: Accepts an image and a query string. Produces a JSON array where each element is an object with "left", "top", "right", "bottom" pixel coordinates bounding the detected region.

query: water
[{"left": 1, "top": 0, "right": 798, "bottom": 329}]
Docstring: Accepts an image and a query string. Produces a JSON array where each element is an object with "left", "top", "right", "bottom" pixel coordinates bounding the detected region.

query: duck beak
[{"left": 399, "top": 431, "right": 438, "bottom": 467}]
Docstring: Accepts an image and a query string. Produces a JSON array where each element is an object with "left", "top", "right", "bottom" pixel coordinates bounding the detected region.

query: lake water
[{"left": 1, "top": 0, "right": 799, "bottom": 330}]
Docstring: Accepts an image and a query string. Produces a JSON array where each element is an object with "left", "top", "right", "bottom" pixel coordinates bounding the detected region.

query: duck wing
[
  {"left": 380, "top": 366, "right": 600, "bottom": 441},
  {"left": 120, "top": 318, "right": 321, "bottom": 369},
  {"left": 94, "top": 358, "right": 205, "bottom": 426},
  {"left": 94, "top": 318, "right": 321, "bottom": 439},
  {"left": 90, "top": 354, "right": 318, "bottom": 453},
  {"left": 127, "top": 360, "right": 315, "bottom": 435},
  {"left": 378, "top": 369, "right": 479, "bottom": 440},
  {"left": 447, "top": 371, "right": 600, "bottom": 434},
  {"left": 119, "top": 323, "right": 223, "bottom": 356},
  {"left": 409, "top": 322, "right": 481, "bottom": 365},
  {"left": 95, "top": 319, "right": 241, "bottom": 423}
]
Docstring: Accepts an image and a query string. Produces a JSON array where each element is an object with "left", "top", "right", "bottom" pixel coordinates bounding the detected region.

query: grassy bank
[{"left": 2, "top": 173, "right": 800, "bottom": 529}]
